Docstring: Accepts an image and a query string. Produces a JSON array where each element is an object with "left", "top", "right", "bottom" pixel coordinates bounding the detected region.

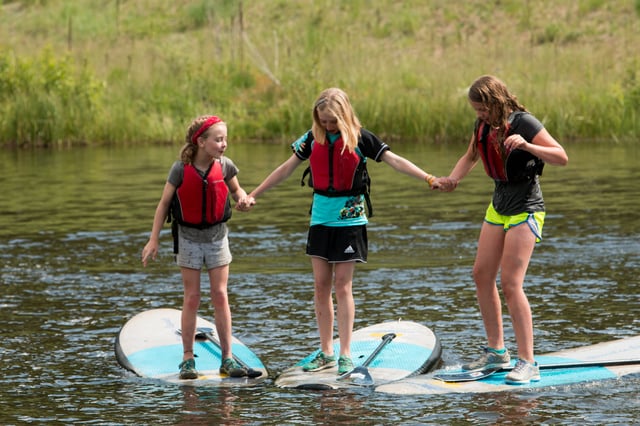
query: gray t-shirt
[
  {"left": 167, "top": 157, "right": 239, "bottom": 242},
  {"left": 491, "top": 113, "right": 545, "bottom": 215}
]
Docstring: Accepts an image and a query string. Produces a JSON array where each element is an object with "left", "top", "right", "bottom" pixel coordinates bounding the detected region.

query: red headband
[{"left": 191, "top": 116, "right": 223, "bottom": 144}]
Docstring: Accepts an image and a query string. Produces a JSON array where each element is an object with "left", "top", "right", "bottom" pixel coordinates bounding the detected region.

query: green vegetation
[{"left": 0, "top": 0, "right": 638, "bottom": 146}]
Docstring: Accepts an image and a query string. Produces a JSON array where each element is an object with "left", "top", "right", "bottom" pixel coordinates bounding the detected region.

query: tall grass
[{"left": 0, "top": 0, "right": 638, "bottom": 146}]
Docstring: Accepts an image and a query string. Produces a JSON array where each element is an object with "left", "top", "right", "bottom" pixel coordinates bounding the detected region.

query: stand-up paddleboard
[
  {"left": 375, "top": 334, "right": 640, "bottom": 395},
  {"left": 115, "top": 308, "right": 268, "bottom": 387},
  {"left": 275, "top": 320, "right": 441, "bottom": 390}
]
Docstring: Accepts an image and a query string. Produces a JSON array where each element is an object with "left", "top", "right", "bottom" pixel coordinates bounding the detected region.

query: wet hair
[
  {"left": 468, "top": 75, "right": 527, "bottom": 156},
  {"left": 311, "top": 88, "right": 362, "bottom": 154},
  {"left": 468, "top": 75, "right": 527, "bottom": 128},
  {"left": 179, "top": 115, "right": 223, "bottom": 164}
]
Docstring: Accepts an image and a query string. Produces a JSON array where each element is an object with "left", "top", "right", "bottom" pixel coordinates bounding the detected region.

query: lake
[{"left": 0, "top": 140, "right": 638, "bottom": 425}]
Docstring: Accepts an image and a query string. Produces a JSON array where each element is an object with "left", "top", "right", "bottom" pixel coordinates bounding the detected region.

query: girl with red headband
[{"left": 142, "top": 115, "right": 251, "bottom": 379}]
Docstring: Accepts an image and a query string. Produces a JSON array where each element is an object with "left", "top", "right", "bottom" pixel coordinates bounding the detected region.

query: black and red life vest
[
  {"left": 170, "top": 162, "right": 232, "bottom": 228},
  {"left": 476, "top": 112, "right": 544, "bottom": 183}
]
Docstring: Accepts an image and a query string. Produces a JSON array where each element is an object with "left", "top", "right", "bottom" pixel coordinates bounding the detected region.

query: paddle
[
  {"left": 177, "top": 327, "right": 263, "bottom": 378},
  {"left": 433, "top": 358, "right": 640, "bottom": 382},
  {"left": 337, "top": 332, "right": 396, "bottom": 386}
]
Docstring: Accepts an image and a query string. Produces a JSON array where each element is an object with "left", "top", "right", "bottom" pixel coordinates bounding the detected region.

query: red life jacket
[
  {"left": 477, "top": 121, "right": 510, "bottom": 181},
  {"left": 171, "top": 162, "right": 231, "bottom": 228},
  {"left": 308, "top": 136, "right": 367, "bottom": 195},
  {"left": 476, "top": 112, "right": 544, "bottom": 182}
]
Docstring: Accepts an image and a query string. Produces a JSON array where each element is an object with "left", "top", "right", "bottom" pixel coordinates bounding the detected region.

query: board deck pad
[
  {"left": 375, "top": 334, "right": 640, "bottom": 395},
  {"left": 115, "top": 308, "right": 268, "bottom": 387},
  {"left": 275, "top": 320, "right": 441, "bottom": 390}
]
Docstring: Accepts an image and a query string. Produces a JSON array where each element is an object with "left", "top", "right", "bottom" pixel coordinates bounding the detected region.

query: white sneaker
[{"left": 505, "top": 359, "right": 540, "bottom": 384}]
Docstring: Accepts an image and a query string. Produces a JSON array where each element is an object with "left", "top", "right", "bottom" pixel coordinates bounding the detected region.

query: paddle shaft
[
  {"left": 435, "top": 358, "right": 640, "bottom": 382},
  {"left": 336, "top": 332, "right": 397, "bottom": 385},
  {"left": 504, "top": 358, "right": 640, "bottom": 371},
  {"left": 178, "top": 327, "right": 263, "bottom": 378},
  {"left": 361, "top": 333, "right": 397, "bottom": 368},
  {"left": 197, "top": 328, "right": 262, "bottom": 378}
]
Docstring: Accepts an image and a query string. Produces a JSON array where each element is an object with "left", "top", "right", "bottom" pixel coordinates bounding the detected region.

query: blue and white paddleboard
[
  {"left": 375, "top": 334, "right": 640, "bottom": 395},
  {"left": 275, "top": 320, "right": 442, "bottom": 390},
  {"left": 115, "top": 308, "right": 268, "bottom": 387}
]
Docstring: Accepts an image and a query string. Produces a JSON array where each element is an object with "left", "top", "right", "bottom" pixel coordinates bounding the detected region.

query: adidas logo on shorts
[{"left": 344, "top": 245, "right": 355, "bottom": 254}]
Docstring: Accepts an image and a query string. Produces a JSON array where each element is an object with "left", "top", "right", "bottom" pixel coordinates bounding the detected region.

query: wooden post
[
  {"left": 115, "top": 0, "right": 120, "bottom": 36},
  {"left": 238, "top": 0, "right": 244, "bottom": 68},
  {"left": 67, "top": 16, "right": 72, "bottom": 51}
]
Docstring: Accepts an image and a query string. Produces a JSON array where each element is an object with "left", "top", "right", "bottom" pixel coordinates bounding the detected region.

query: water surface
[{"left": 0, "top": 141, "right": 638, "bottom": 425}]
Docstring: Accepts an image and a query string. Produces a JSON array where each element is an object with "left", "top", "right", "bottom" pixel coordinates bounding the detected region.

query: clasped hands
[
  {"left": 431, "top": 176, "right": 458, "bottom": 192},
  {"left": 235, "top": 195, "right": 256, "bottom": 211}
]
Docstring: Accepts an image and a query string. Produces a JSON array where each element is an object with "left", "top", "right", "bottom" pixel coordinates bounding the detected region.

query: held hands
[
  {"left": 431, "top": 176, "right": 458, "bottom": 192},
  {"left": 235, "top": 195, "right": 256, "bottom": 212}
]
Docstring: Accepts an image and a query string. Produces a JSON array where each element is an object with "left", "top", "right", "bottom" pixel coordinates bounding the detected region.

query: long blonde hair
[{"left": 311, "top": 88, "right": 362, "bottom": 154}]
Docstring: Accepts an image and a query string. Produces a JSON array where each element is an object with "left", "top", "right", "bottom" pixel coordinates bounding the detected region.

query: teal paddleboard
[
  {"left": 115, "top": 308, "right": 268, "bottom": 387},
  {"left": 275, "top": 320, "right": 442, "bottom": 390},
  {"left": 376, "top": 334, "right": 640, "bottom": 395}
]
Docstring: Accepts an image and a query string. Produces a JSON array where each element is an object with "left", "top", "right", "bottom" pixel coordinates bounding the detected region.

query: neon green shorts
[{"left": 484, "top": 204, "right": 546, "bottom": 242}]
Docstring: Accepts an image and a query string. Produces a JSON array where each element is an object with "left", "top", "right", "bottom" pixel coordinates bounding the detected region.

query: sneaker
[
  {"left": 505, "top": 359, "right": 540, "bottom": 384},
  {"left": 337, "top": 355, "right": 354, "bottom": 375},
  {"left": 302, "top": 351, "right": 336, "bottom": 372},
  {"left": 179, "top": 358, "right": 198, "bottom": 380},
  {"left": 462, "top": 347, "right": 511, "bottom": 371},
  {"left": 219, "top": 358, "right": 248, "bottom": 378}
]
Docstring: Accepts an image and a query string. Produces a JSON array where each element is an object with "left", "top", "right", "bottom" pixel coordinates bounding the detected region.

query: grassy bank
[{"left": 1, "top": 0, "right": 639, "bottom": 146}]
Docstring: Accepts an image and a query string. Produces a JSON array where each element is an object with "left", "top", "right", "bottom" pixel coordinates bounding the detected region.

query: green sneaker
[
  {"left": 178, "top": 358, "right": 198, "bottom": 380},
  {"left": 302, "top": 351, "right": 336, "bottom": 372},
  {"left": 337, "top": 355, "right": 354, "bottom": 375},
  {"left": 220, "top": 357, "right": 248, "bottom": 378},
  {"left": 462, "top": 347, "right": 511, "bottom": 371}
]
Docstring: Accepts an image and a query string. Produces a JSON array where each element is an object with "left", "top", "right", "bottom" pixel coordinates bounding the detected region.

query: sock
[{"left": 488, "top": 347, "right": 506, "bottom": 355}]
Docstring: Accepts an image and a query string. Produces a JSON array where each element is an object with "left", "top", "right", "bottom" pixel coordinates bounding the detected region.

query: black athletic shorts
[{"left": 305, "top": 224, "right": 368, "bottom": 263}]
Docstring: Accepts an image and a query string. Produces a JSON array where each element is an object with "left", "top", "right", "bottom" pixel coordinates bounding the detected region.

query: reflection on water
[{"left": 0, "top": 142, "right": 638, "bottom": 424}]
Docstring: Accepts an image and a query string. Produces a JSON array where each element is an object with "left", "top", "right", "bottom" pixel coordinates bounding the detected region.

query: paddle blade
[
  {"left": 336, "top": 366, "right": 374, "bottom": 386},
  {"left": 433, "top": 367, "right": 501, "bottom": 382},
  {"left": 246, "top": 369, "right": 263, "bottom": 378},
  {"left": 195, "top": 327, "right": 214, "bottom": 339}
]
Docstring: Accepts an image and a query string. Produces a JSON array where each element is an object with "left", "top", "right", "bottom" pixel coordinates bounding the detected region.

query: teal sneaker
[
  {"left": 337, "top": 355, "right": 354, "bottom": 375},
  {"left": 505, "top": 359, "right": 540, "bottom": 384},
  {"left": 220, "top": 358, "right": 248, "bottom": 378},
  {"left": 302, "top": 351, "right": 336, "bottom": 372},
  {"left": 462, "top": 347, "right": 511, "bottom": 371},
  {"left": 178, "top": 358, "right": 198, "bottom": 380}
]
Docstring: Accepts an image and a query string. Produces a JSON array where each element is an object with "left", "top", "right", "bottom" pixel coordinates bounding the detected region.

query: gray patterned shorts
[{"left": 176, "top": 223, "right": 232, "bottom": 270}]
